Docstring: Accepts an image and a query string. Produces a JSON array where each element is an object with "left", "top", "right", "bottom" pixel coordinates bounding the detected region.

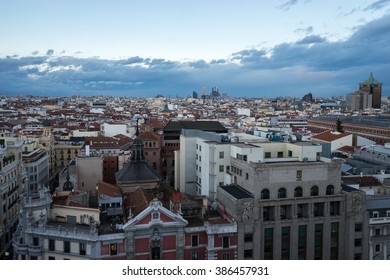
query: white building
[
  {"left": 101, "top": 123, "right": 127, "bottom": 137},
  {"left": 176, "top": 130, "right": 277, "bottom": 201}
]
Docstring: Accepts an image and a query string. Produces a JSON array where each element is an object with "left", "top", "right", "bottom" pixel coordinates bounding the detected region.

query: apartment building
[
  {"left": 22, "top": 140, "right": 49, "bottom": 192},
  {"left": 216, "top": 141, "right": 369, "bottom": 260},
  {"left": 0, "top": 138, "right": 26, "bottom": 259}
]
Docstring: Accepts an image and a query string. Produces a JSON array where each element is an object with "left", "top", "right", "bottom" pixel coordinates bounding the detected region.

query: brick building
[{"left": 308, "top": 116, "right": 390, "bottom": 145}]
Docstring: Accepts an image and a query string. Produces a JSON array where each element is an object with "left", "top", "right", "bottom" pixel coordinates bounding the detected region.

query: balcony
[
  {"left": 28, "top": 244, "right": 42, "bottom": 255},
  {"left": 370, "top": 217, "right": 390, "bottom": 225},
  {"left": 22, "top": 195, "right": 52, "bottom": 208},
  {"left": 27, "top": 224, "right": 99, "bottom": 241},
  {"left": 13, "top": 243, "right": 28, "bottom": 255},
  {"left": 205, "top": 221, "right": 237, "bottom": 234}
]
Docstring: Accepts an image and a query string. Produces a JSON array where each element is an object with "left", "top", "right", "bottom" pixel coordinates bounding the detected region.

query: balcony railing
[{"left": 370, "top": 217, "right": 390, "bottom": 225}]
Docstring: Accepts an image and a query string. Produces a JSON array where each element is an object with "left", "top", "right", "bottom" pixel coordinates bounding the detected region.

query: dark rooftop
[
  {"left": 220, "top": 184, "right": 254, "bottom": 199},
  {"left": 163, "top": 121, "right": 228, "bottom": 134}
]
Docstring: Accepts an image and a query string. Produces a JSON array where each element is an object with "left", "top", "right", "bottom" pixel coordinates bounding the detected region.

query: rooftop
[{"left": 220, "top": 184, "right": 254, "bottom": 199}]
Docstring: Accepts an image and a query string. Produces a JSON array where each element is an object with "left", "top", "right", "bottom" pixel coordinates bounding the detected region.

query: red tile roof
[
  {"left": 312, "top": 130, "right": 351, "bottom": 142},
  {"left": 97, "top": 181, "right": 122, "bottom": 198}
]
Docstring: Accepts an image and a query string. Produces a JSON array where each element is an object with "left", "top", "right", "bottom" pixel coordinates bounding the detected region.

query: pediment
[{"left": 122, "top": 199, "right": 188, "bottom": 230}]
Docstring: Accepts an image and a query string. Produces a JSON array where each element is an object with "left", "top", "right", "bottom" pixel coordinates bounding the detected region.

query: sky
[{"left": 0, "top": 0, "right": 390, "bottom": 98}]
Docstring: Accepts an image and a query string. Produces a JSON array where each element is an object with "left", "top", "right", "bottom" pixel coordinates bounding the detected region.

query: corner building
[{"left": 217, "top": 142, "right": 369, "bottom": 260}]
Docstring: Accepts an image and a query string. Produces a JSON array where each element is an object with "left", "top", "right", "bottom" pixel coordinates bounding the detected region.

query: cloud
[
  {"left": 295, "top": 26, "right": 314, "bottom": 35},
  {"left": 46, "top": 49, "right": 54, "bottom": 56},
  {"left": 277, "top": 0, "right": 298, "bottom": 11},
  {"left": 296, "top": 35, "right": 326, "bottom": 45},
  {"left": 364, "top": 0, "right": 390, "bottom": 11},
  {"left": 0, "top": 14, "right": 389, "bottom": 98},
  {"left": 31, "top": 50, "right": 39, "bottom": 55}
]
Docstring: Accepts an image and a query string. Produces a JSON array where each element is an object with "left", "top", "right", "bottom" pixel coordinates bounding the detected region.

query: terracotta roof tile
[{"left": 312, "top": 130, "right": 351, "bottom": 142}]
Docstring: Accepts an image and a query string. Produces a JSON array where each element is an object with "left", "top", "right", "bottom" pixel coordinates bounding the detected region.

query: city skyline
[{"left": 1, "top": 0, "right": 390, "bottom": 98}]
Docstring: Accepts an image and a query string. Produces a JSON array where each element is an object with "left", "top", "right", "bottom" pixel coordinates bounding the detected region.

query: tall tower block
[{"left": 359, "top": 72, "right": 382, "bottom": 109}]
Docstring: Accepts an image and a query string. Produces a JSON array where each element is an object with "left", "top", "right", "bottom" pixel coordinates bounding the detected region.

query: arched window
[
  {"left": 294, "top": 187, "right": 303, "bottom": 197},
  {"left": 326, "top": 185, "right": 334, "bottom": 195},
  {"left": 261, "top": 189, "right": 270, "bottom": 199},
  {"left": 278, "top": 188, "right": 286, "bottom": 198},
  {"left": 310, "top": 186, "right": 319, "bottom": 196}
]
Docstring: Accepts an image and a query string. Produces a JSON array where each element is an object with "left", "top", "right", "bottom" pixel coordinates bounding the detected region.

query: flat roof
[{"left": 220, "top": 184, "right": 254, "bottom": 199}]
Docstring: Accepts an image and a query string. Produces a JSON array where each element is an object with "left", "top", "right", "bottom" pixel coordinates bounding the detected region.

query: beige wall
[{"left": 76, "top": 156, "right": 103, "bottom": 191}]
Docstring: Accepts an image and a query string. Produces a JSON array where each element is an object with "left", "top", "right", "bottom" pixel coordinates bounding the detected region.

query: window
[
  {"left": 373, "top": 211, "right": 379, "bottom": 218},
  {"left": 33, "top": 237, "right": 39, "bottom": 246},
  {"left": 294, "top": 187, "right": 303, "bottom": 197},
  {"left": 265, "top": 152, "right": 271, "bottom": 158},
  {"left": 278, "top": 188, "right": 286, "bottom": 198},
  {"left": 281, "top": 226, "right": 290, "bottom": 260},
  {"left": 110, "top": 243, "right": 117, "bottom": 255},
  {"left": 355, "top": 223, "right": 362, "bottom": 232},
  {"left": 326, "top": 185, "right": 334, "bottom": 195},
  {"left": 330, "top": 201, "right": 340, "bottom": 216},
  {"left": 261, "top": 189, "right": 270, "bottom": 199},
  {"left": 244, "top": 249, "right": 253, "bottom": 259},
  {"left": 277, "top": 151, "right": 283, "bottom": 158},
  {"left": 375, "top": 228, "right": 381, "bottom": 236},
  {"left": 298, "top": 225, "right": 307, "bottom": 260},
  {"left": 222, "top": 253, "right": 230, "bottom": 260},
  {"left": 280, "top": 205, "right": 288, "bottom": 219},
  {"left": 310, "top": 186, "right": 319, "bottom": 196},
  {"left": 152, "top": 212, "right": 160, "bottom": 220},
  {"left": 354, "top": 238, "right": 362, "bottom": 247},
  {"left": 219, "top": 151, "right": 224, "bottom": 159},
  {"left": 314, "top": 224, "right": 323, "bottom": 260},
  {"left": 296, "top": 170, "right": 302, "bottom": 181},
  {"left": 222, "top": 236, "right": 229, "bottom": 248},
  {"left": 191, "top": 251, "right": 199, "bottom": 260},
  {"left": 264, "top": 228, "right": 273, "bottom": 260},
  {"left": 219, "top": 165, "right": 224, "bottom": 172},
  {"left": 375, "top": 244, "right": 381, "bottom": 252},
  {"left": 79, "top": 243, "right": 86, "bottom": 255},
  {"left": 64, "top": 241, "right": 70, "bottom": 253},
  {"left": 192, "top": 235, "right": 199, "bottom": 247},
  {"left": 244, "top": 234, "right": 253, "bottom": 243},
  {"left": 313, "top": 203, "right": 324, "bottom": 217},
  {"left": 49, "top": 239, "right": 55, "bottom": 251},
  {"left": 288, "top": 150, "right": 292, "bottom": 157}
]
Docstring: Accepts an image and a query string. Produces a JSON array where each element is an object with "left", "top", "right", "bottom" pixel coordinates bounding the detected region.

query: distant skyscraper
[{"left": 359, "top": 73, "right": 382, "bottom": 109}]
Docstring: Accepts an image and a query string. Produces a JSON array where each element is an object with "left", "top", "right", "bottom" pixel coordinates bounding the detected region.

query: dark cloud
[
  {"left": 46, "top": 49, "right": 54, "bottom": 56},
  {"left": 277, "top": 0, "right": 298, "bottom": 11},
  {"left": 296, "top": 35, "right": 326, "bottom": 45},
  {"left": 0, "top": 14, "right": 389, "bottom": 98},
  {"left": 188, "top": 60, "right": 209, "bottom": 69},
  {"left": 364, "top": 0, "right": 390, "bottom": 11}
]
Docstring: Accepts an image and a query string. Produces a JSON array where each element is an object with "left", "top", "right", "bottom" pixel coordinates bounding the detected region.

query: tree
[{"left": 336, "top": 118, "right": 344, "bottom": 133}]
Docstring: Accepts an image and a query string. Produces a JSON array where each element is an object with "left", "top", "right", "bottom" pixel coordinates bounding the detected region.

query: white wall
[{"left": 101, "top": 123, "right": 127, "bottom": 137}]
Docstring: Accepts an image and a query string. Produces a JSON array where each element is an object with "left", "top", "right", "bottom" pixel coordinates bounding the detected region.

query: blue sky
[{"left": 1, "top": 0, "right": 390, "bottom": 98}]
